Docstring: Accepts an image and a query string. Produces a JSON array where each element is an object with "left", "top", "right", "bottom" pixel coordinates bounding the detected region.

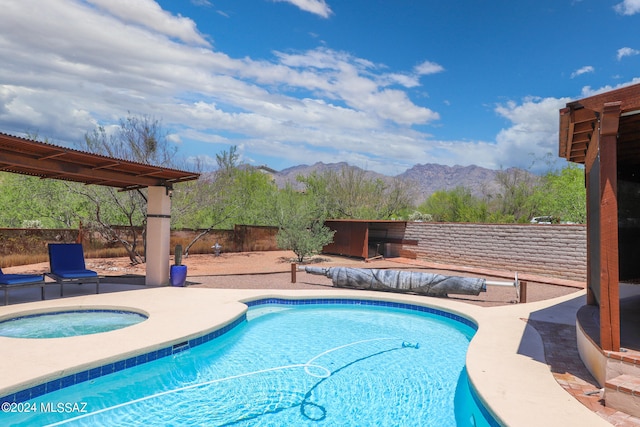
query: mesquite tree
[
  {"left": 271, "top": 186, "right": 335, "bottom": 263},
  {"left": 77, "top": 114, "right": 181, "bottom": 264}
]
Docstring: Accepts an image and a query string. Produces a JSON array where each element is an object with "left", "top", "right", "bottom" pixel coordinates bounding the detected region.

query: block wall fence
[
  {"left": 400, "top": 223, "right": 587, "bottom": 282},
  {"left": 0, "top": 225, "right": 280, "bottom": 260},
  {"left": 1, "top": 223, "right": 588, "bottom": 282}
]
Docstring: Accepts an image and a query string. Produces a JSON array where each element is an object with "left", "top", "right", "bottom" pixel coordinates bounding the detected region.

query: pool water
[
  {"left": 0, "top": 310, "right": 147, "bottom": 338},
  {"left": 0, "top": 303, "right": 495, "bottom": 426}
]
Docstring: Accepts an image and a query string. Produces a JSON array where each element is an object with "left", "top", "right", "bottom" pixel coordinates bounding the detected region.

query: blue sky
[{"left": 1, "top": 0, "right": 640, "bottom": 175}]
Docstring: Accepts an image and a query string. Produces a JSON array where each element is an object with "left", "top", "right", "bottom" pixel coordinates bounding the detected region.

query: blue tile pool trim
[
  {"left": 1, "top": 297, "right": 477, "bottom": 405},
  {"left": 0, "top": 309, "right": 148, "bottom": 325},
  {"left": 0, "top": 313, "right": 247, "bottom": 405},
  {"left": 246, "top": 297, "right": 478, "bottom": 331}
]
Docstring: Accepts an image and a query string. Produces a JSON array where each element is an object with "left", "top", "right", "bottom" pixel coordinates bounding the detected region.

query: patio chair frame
[
  {"left": 46, "top": 243, "right": 100, "bottom": 297},
  {"left": 0, "top": 269, "right": 46, "bottom": 305}
]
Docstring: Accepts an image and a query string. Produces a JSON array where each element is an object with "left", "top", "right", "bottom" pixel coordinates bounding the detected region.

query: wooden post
[
  {"left": 585, "top": 129, "right": 599, "bottom": 306},
  {"left": 519, "top": 281, "right": 527, "bottom": 304},
  {"left": 291, "top": 263, "right": 297, "bottom": 283},
  {"left": 76, "top": 220, "right": 84, "bottom": 244},
  {"left": 598, "top": 102, "right": 621, "bottom": 352}
]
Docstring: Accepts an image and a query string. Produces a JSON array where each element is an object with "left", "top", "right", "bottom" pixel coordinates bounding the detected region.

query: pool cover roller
[{"left": 303, "top": 266, "right": 486, "bottom": 297}]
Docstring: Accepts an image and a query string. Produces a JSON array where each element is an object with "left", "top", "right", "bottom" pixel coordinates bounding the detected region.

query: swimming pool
[
  {"left": 0, "top": 299, "right": 496, "bottom": 426},
  {"left": 0, "top": 310, "right": 147, "bottom": 338}
]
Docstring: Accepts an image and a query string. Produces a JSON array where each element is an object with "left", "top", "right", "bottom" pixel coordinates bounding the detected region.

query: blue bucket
[{"left": 170, "top": 265, "right": 188, "bottom": 287}]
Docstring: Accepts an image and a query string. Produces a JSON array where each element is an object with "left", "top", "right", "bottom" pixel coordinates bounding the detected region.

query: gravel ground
[
  {"left": 182, "top": 251, "right": 582, "bottom": 308},
  {"left": 3, "top": 250, "right": 582, "bottom": 308}
]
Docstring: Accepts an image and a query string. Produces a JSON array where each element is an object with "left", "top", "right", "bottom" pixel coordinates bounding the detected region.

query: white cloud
[
  {"left": 295, "top": 95, "right": 577, "bottom": 174},
  {"left": 273, "top": 0, "right": 333, "bottom": 18},
  {"left": 570, "top": 65, "right": 594, "bottom": 79},
  {"left": 617, "top": 47, "right": 640, "bottom": 60},
  {"left": 0, "top": 0, "right": 443, "bottom": 175},
  {"left": 381, "top": 73, "right": 421, "bottom": 88},
  {"left": 614, "top": 0, "right": 640, "bottom": 15},
  {"left": 414, "top": 61, "right": 445, "bottom": 75},
  {"left": 266, "top": 48, "right": 440, "bottom": 124},
  {"left": 482, "top": 84, "right": 640, "bottom": 171},
  {"left": 579, "top": 78, "right": 640, "bottom": 98},
  {"left": 86, "top": 0, "right": 210, "bottom": 46},
  {"left": 494, "top": 97, "right": 569, "bottom": 157},
  {"left": 6, "top": 1, "right": 631, "bottom": 177}
]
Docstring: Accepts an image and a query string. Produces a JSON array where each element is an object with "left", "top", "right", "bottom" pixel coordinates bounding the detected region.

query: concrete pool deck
[{"left": 0, "top": 286, "right": 612, "bottom": 426}]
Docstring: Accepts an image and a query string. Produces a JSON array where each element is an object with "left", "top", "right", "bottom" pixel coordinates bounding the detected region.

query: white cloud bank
[
  {"left": 0, "top": 0, "right": 625, "bottom": 175},
  {"left": 0, "top": 0, "right": 442, "bottom": 174},
  {"left": 87, "top": 0, "right": 210, "bottom": 46}
]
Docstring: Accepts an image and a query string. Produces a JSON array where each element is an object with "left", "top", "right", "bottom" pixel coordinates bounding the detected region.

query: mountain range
[{"left": 271, "top": 162, "right": 529, "bottom": 205}]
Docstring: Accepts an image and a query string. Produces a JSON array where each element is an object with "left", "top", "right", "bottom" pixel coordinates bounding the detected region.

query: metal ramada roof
[{"left": 0, "top": 132, "right": 199, "bottom": 190}]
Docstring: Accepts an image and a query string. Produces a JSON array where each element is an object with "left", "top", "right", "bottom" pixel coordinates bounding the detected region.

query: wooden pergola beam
[
  {"left": 0, "top": 150, "right": 169, "bottom": 188},
  {"left": 559, "top": 106, "right": 599, "bottom": 162},
  {"left": 0, "top": 132, "right": 199, "bottom": 191}
]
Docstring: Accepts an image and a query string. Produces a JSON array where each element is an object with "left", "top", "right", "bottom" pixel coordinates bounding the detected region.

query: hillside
[{"left": 272, "top": 162, "right": 531, "bottom": 205}]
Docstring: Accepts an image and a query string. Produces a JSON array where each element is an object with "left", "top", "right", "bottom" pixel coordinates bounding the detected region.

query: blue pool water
[
  {"left": 0, "top": 301, "right": 496, "bottom": 426},
  {"left": 0, "top": 310, "right": 147, "bottom": 338}
]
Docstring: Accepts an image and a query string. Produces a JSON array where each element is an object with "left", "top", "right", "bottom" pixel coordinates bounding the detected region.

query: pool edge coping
[
  {"left": 0, "top": 287, "right": 609, "bottom": 427},
  {"left": 0, "top": 293, "right": 479, "bottom": 404}
]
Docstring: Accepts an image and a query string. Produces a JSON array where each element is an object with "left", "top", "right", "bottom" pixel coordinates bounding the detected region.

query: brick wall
[{"left": 401, "top": 223, "right": 587, "bottom": 281}]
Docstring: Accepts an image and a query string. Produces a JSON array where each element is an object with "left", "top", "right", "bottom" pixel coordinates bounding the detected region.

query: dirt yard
[{"left": 3, "top": 250, "right": 582, "bottom": 307}]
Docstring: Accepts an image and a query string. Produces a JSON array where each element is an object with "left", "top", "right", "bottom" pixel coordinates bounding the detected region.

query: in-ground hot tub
[{"left": 0, "top": 309, "right": 148, "bottom": 339}]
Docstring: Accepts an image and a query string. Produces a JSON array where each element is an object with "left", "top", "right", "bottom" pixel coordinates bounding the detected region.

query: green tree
[
  {"left": 0, "top": 130, "right": 95, "bottom": 229},
  {"left": 173, "top": 147, "right": 241, "bottom": 231},
  {"left": 533, "top": 163, "right": 586, "bottom": 223},
  {"left": 298, "top": 166, "right": 414, "bottom": 219},
  {"left": 232, "top": 167, "right": 279, "bottom": 226},
  {"left": 419, "top": 187, "right": 488, "bottom": 222},
  {"left": 407, "top": 211, "right": 433, "bottom": 222},
  {"left": 83, "top": 114, "right": 177, "bottom": 167},
  {"left": 272, "top": 186, "right": 335, "bottom": 262},
  {"left": 177, "top": 147, "right": 279, "bottom": 255},
  {"left": 489, "top": 168, "right": 540, "bottom": 223},
  {"left": 0, "top": 173, "right": 90, "bottom": 228},
  {"left": 77, "top": 113, "right": 182, "bottom": 264}
]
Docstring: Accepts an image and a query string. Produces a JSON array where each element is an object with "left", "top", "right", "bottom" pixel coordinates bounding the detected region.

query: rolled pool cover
[{"left": 303, "top": 266, "right": 486, "bottom": 297}]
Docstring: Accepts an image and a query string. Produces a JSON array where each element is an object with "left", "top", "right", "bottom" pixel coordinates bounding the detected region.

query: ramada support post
[
  {"left": 585, "top": 127, "right": 599, "bottom": 307},
  {"left": 146, "top": 186, "right": 172, "bottom": 286},
  {"left": 599, "top": 101, "right": 621, "bottom": 352}
]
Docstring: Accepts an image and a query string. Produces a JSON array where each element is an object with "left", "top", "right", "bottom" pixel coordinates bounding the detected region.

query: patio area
[{"left": 2, "top": 251, "right": 639, "bottom": 425}]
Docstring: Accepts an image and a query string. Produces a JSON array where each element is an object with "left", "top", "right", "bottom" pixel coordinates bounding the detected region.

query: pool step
[{"left": 605, "top": 374, "right": 640, "bottom": 417}]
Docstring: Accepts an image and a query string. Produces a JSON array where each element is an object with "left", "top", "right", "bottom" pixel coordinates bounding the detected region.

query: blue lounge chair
[
  {"left": 0, "top": 268, "right": 45, "bottom": 305},
  {"left": 47, "top": 243, "right": 100, "bottom": 297}
]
